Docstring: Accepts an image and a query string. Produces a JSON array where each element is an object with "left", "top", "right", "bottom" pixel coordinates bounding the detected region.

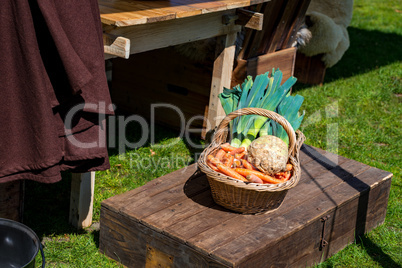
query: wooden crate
[
  {"left": 99, "top": 145, "right": 392, "bottom": 267},
  {"left": 232, "top": 47, "right": 297, "bottom": 88},
  {"left": 294, "top": 52, "right": 327, "bottom": 85}
]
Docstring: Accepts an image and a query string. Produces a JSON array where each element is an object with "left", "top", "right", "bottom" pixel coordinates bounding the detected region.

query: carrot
[
  {"left": 283, "top": 171, "right": 291, "bottom": 181},
  {"left": 215, "top": 149, "right": 226, "bottom": 161},
  {"left": 233, "top": 159, "right": 242, "bottom": 168},
  {"left": 222, "top": 153, "right": 234, "bottom": 167},
  {"left": 274, "top": 171, "right": 287, "bottom": 177},
  {"left": 207, "top": 155, "right": 221, "bottom": 166},
  {"left": 229, "top": 146, "right": 245, "bottom": 155},
  {"left": 207, "top": 160, "right": 219, "bottom": 171},
  {"left": 235, "top": 152, "right": 246, "bottom": 159},
  {"left": 246, "top": 174, "right": 264, "bottom": 184},
  {"left": 234, "top": 168, "right": 285, "bottom": 184},
  {"left": 221, "top": 143, "right": 238, "bottom": 152},
  {"left": 216, "top": 164, "right": 248, "bottom": 182},
  {"left": 241, "top": 159, "right": 258, "bottom": 171},
  {"left": 286, "top": 164, "right": 293, "bottom": 171}
]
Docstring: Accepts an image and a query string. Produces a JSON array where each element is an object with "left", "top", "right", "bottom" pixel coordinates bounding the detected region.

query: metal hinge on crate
[{"left": 319, "top": 215, "right": 331, "bottom": 251}]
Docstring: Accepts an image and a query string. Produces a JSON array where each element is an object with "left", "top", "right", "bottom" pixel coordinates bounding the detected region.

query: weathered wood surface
[
  {"left": 205, "top": 32, "right": 238, "bottom": 137},
  {"left": 294, "top": 52, "right": 327, "bottom": 85},
  {"left": 99, "top": 0, "right": 272, "bottom": 27},
  {"left": 232, "top": 47, "right": 296, "bottom": 88},
  {"left": 103, "top": 9, "right": 242, "bottom": 56},
  {"left": 99, "top": 145, "right": 392, "bottom": 267},
  {"left": 69, "top": 172, "right": 95, "bottom": 229},
  {"left": 103, "top": 34, "right": 130, "bottom": 60}
]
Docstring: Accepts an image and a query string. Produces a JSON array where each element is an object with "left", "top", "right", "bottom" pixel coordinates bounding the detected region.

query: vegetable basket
[{"left": 197, "top": 107, "right": 305, "bottom": 214}]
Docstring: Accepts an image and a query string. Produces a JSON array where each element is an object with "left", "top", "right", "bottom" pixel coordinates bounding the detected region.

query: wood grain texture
[
  {"left": 103, "top": 9, "right": 241, "bottom": 55},
  {"left": 205, "top": 31, "right": 238, "bottom": 136},
  {"left": 103, "top": 35, "right": 130, "bottom": 59},
  {"left": 99, "top": 0, "right": 272, "bottom": 26},
  {"left": 69, "top": 172, "right": 95, "bottom": 229},
  {"left": 232, "top": 47, "right": 296, "bottom": 88},
  {"left": 235, "top": 9, "right": 264, "bottom": 30},
  {"left": 99, "top": 145, "right": 392, "bottom": 267}
]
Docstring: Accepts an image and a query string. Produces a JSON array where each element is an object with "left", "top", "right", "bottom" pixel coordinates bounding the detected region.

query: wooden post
[
  {"left": 203, "top": 31, "right": 238, "bottom": 138},
  {"left": 69, "top": 172, "right": 95, "bottom": 229}
]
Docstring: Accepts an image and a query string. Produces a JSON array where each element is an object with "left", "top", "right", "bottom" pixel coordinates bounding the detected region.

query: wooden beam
[
  {"left": 203, "top": 31, "right": 238, "bottom": 138},
  {"left": 235, "top": 9, "right": 264, "bottom": 31},
  {"left": 103, "top": 10, "right": 242, "bottom": 56},
  {"left": 104, "top": 34, "right": 130, "bottom": 60},
  {"left": 69, "top": 172, "right": 95, "bottom": 229}
]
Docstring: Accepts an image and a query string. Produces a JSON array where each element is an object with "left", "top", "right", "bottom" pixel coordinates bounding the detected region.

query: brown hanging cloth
[{"left": 0, "top": 0, "right": 114, "bottom": 183}]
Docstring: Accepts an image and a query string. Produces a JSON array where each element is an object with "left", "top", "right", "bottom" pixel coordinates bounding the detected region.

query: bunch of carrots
[{"left": 207, "top": 143, "right": 293, "bottom": 184}]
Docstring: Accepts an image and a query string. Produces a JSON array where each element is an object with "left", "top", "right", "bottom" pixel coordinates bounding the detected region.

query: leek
[
  {"left": 218, "top": 69, "right": 304, "bottom": 148},
  {"left": 239, "top": 72, "right": 296, "bottom": 148},
  {"left": 272, "top": 94, "right": 305, "bottom": 145}
]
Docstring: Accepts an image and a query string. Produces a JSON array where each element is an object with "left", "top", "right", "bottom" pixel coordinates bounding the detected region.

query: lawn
[{"left": 24, "top": 0, "right": 401, "bottom": 267}]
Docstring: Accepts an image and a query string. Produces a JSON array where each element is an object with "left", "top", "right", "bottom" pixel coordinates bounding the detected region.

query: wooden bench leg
[
  {"left": 203, "top": 32, "right": 238, "bottom": 139},
  {"left": 69, "top": 172, "right": 95, "bottom": 229}
]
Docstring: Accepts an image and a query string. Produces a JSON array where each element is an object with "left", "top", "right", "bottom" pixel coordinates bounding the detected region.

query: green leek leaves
[{"left": 218, "top": 69, "right": 304, "bottom": 147}]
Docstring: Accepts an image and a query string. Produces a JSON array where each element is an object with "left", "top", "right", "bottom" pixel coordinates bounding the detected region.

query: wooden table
[
  {"left": 100, "top": 0, "right": 269, "bottom": 132},
  {"left": 99, "top": 145, "right": 392, "bottom": 267}
]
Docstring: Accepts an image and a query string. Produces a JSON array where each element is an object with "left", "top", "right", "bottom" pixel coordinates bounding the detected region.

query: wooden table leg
[
  {"left": 203, "top": 32, "right": 238, "bottom": 138},
  {"left": 69, "top": 172, "right": 95, "bottom": 229}
]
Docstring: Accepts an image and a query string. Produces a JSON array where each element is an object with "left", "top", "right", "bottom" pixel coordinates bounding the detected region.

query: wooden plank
[
  {"left": 247, "top": 47, "right": 296, "bottom": 78},
  {"left": 69, "top": 172, "right": 95, "bottom": 228},
  {"left": 265, "top": 0, "right": 300, "bottom": 53},
  {"left": 102, "top": 164, "right": 198, "bottom": 213},
  {"left": 294, "top": 52, "right": 327, "bottom": 85},
  {"left": 119, "top": 171, "right": 210, "bottom": 220},
  {"left": 99, "top": 5, "right": 148, "bottom": 26},
  {"left": 232, "top": 47, "right": 296, "bottom": 88},
  {"left": 100, "top": 1, "right": 177, "bottom": 24},
  {"left": 239, "top": 0, "right": 285, "bottom": 59},
  {"left": 104, "top": 10, "right": 242, "bottom": 55},
  {"left": 102, "top": 0, "right": 203, "bottom": 20},
  {"left": 142, "top": 189, "right": 215, "bottom": 233},
  {"left": 281, "top": 0, "right": 312, "bottom": 49},
  {"left": 100, "top": 206, "right": 228, "bottom": 267},
  {"left": 99, "top": 0, "right": 271, "bottom": 27}
]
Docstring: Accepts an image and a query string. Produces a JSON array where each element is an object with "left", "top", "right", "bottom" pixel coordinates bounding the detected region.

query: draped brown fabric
[{"left": 0, "top": 0, "right": 114, "bottom": 183}]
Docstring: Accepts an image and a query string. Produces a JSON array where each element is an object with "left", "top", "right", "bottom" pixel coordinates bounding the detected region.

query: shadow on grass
[
  {"left": 105, "top": 111, "right": 205, "bottom": 161},
  {"left": 293, "top": 27, "right": 402, "bottom": 92},
  {"left": 23, "top": 172, "right": 84, "bottom": 239},
  {"left": 356, "top": 235, "right": 400, "bottom": 268}
]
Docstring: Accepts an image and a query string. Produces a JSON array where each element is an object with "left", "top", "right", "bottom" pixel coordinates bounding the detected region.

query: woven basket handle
[{"left": 213, "top": 107, "right": 297, "bottom": 157}]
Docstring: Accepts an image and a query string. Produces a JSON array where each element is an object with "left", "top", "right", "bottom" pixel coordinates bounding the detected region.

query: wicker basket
[{"left": 197, "top": 107, "right": 305, "bottom": 214}]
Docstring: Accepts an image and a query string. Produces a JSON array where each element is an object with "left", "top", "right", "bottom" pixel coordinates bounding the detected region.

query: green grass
[{"left": 23, "top": 0, "right": 401, "bottom": 266}]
